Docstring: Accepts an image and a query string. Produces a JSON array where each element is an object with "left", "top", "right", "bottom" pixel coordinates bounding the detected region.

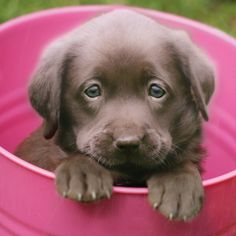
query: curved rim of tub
[{"left": 0, "top": 4, "right": 236, "bottom": 195}]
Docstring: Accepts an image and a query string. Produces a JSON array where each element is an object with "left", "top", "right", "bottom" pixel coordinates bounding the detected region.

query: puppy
[{"left": 15, "top": 10, "right": 215, "bottom": 221}]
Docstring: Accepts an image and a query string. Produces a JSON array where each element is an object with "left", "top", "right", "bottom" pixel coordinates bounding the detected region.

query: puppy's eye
[
  {"left": 148, "top": 84, "right": 166, "bottom": 98},
  {"left": 84, "top": 85, "right": 101, "bottom": 98}
]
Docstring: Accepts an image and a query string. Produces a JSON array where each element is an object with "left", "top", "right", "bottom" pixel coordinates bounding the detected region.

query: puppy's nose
[{"left": 114, "top": 136, "right": 140, "bottom": 150}]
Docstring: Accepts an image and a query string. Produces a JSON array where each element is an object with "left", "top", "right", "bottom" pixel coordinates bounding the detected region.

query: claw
[
  {"left": 105, "top": 190, "right": 111, "bottom": 199},
  {"left": 153, "top": 202, "right": 159, "bottom": 209},
  {"left": 183, "top": 215, "right": 188, "bottom": 222},
  {"left": 91, "top": 191, "right": 97, "bottom": 200},
  {"left": 168, "top": 213, "right": 174, "bottom": 220},
  {"left": 77, "top": 193, "right": 82, "bottom": 201},
  {"left": 62, "top": 191, "right": 68, "bottom": 198}
]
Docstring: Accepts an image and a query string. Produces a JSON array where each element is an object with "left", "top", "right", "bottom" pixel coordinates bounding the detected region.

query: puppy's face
[
  {"left": 29, "top": 10, "right": 215, "bottom": 175},
  {"left": 62, "top": 43, "right": 187, "bottom": 170}
]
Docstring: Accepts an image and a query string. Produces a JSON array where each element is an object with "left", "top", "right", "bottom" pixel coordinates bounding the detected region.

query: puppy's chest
[{"left": 111, "top": 167, "right": 154, "bottom": 187}]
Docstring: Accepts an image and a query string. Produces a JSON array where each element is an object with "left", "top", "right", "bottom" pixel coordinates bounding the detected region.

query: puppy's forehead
[{"left": 69, "top": 10, "right": 180, "bottom": 87}]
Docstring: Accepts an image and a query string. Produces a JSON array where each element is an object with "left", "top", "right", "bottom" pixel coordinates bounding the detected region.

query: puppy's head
[{"left": 29, "top": 10, "right": 215, "bottom": 175}]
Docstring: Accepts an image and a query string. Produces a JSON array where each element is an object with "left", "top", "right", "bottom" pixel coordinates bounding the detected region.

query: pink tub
[{"left": 0, "top": 5, "right": 236, "bottom": 236}]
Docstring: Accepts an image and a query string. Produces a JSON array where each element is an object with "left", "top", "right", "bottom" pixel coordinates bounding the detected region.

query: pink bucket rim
[
  {"left": 0, "top": 5, "right": 236, "bottom": 195},
  {"left": 1, "top": 145, "right": 236, "bottom": 194},
  {"left": 0, "top": 4, "right": 235, "bottom": 46}
]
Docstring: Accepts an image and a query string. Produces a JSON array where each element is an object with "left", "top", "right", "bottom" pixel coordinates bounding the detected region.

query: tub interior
[{"left": 1, "top": 7, "right": 236, "bottom": 182}]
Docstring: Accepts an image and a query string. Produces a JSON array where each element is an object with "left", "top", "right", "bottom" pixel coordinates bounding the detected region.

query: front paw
[
  {"left": 147, "top": 165, "right": 204, "bottom": 221},
  {"left": 55, "top": 156, "right": 113, "bottom": 202}
]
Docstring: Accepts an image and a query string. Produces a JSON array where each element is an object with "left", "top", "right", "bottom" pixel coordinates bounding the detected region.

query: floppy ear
[
  {"left": 29, "top": 38, "right": 71, "bottom": 139},
  {"left": 173, "top": 31, "right": 215, "bottom": 121}
]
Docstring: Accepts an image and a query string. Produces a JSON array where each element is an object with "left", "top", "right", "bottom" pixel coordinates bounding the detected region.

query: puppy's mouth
[
  {"left": 77, "top": 127, "right": 173, "bottom": 176},
  {"left": 79, "top": 141, "right": 171, "bottom": 172}
]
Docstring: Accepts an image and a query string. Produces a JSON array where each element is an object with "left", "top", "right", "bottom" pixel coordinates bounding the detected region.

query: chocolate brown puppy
[{"left": 15, "top": 10, "right": 215, "bottom": 221}]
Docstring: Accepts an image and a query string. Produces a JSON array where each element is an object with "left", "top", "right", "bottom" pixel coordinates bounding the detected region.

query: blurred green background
[{"left": 0, "top": 0, "right": 235, "bottom": 36}]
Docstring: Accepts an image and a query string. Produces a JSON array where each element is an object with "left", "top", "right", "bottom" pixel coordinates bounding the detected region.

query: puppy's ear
[
  {"left": 173, "top": 31, "right": 215, "bottom": 121},
  {"left": 29, "top": 38, "right": 71, "bottom": 139}
]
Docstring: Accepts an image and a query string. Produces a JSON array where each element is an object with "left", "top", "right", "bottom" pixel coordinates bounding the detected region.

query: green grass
[{"left": 0, "top": 0, "right": 235, "bottom": 36}]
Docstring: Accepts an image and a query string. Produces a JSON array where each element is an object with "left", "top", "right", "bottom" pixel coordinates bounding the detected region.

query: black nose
[{"left": 114, "top": 136, "right": 140, "bottom": 150}]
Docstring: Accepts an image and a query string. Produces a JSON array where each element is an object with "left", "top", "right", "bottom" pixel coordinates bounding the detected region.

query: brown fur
[{"left": 15, "top": 10, "right": 215, "bottom": 221}]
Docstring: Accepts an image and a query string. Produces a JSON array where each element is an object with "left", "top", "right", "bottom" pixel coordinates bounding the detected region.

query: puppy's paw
[
  {"left": 147, "top": 165, "right": 204, "bottom": 221},
  {"left": 55, "top": 156, "right": 113, "bottom": 202}
]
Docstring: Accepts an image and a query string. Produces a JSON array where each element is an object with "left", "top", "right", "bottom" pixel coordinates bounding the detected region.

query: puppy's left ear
[
  {"left": 28, "top": 37, "right": 72, "bottom": 139},
  {"left": 173, "top": 31, "right": 215, "bottom": 121}
]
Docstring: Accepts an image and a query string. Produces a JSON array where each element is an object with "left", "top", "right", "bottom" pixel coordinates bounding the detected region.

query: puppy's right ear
[
  {"left": 29, "top": 38, "right": 70, "bottom": 139},
  {"left": 171, "top": 30, "right": 215, "bottom": 121}
]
